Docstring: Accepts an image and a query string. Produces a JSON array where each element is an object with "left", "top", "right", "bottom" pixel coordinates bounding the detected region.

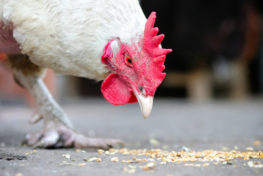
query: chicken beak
[{"left": 134, "top": 91, "right": 153, "bottom": 119}]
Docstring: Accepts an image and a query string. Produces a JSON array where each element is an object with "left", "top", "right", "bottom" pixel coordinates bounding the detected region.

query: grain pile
[
  {"left": 96, "top": 147, "right": 263, "bottom": 171},
  {"left": 101, "top": 148, "right": 263, "bottom": 162},
  {"left": 58, "top": 144, "right": 263, "bottom": 173}
]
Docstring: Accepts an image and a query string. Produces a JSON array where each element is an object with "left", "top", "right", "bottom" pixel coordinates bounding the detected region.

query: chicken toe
[{"left": 23, "top": 123, "right": 123, "bottom": 149}]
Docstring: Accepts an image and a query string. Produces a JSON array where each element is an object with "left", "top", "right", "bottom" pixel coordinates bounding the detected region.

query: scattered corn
[
  {"left": 97, "top": 149, "right": 104, "bottom": 155},
  {"left": 60, "top": 147, "right": 263, "bottom": 172},
  {"left": 246, "top": 147, "right": 254, "bottom": 151},
  {"left": 78, "top": 162, "right": 86, "bottom": 167},
  {"left": 143, "top": 162, "right": 156, "bottom": 170},
  {"left": 88, "top": 157, "right": 102, "bottom": 162},
  {"left": 247, "top": 161, "right": 263, "bottom": 168},
  {"left": 101, "top": 148, "right": 263, "bottom": 167},
  {"left": 62, "top": 154, "right": 71, "bottom": 160},
  {"left": 111, "top": 157, "right": 119, "bottom": 162}
]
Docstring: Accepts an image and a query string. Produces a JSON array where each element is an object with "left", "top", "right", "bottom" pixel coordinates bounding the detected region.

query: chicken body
[
  {"left": 0, "top": 0, "right": 171, "bottom": 148},
  {"left": 0, "top": 0, "right": 146, "bottom": 79}
]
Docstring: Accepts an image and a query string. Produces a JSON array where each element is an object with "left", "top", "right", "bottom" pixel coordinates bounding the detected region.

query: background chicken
[{"left": 0, "top": 0, "right": 171, "bottom": 148}]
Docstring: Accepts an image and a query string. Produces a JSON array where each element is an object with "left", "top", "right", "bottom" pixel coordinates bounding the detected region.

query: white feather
[{"left": 0, "top": 0, "right": 146, "bottom": 80}]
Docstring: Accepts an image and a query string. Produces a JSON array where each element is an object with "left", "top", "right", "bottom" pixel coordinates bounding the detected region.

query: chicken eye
[{"left": 125, "top": 56, "right": 133, "bottom": 67}]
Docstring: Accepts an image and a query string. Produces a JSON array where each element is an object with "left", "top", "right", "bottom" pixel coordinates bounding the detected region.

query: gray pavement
[{"left": 0, "top": 98, "right": 263, "bottom": 176}]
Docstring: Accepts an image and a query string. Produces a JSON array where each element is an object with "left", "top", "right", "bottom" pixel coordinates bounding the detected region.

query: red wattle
[{"left": 101, "top": 73, "right": 137, "bottom": 105}]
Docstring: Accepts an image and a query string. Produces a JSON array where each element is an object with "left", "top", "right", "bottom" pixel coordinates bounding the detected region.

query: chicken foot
[
  {"left": 9, "top": 55, "right": 122, "bottom": 149},
  {"left": 24, "top": 120, "right": 123, "bottom": 149}
]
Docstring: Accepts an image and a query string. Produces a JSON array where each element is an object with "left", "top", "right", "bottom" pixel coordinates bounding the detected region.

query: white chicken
[{"left": 0, "top": 0, "right": 171, "bottom": 148}]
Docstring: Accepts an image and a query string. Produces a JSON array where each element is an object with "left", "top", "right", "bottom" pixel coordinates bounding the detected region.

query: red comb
[
  {"left": 141, "top": 12, "right": 172, "bottom": 89},
  {"left": 142, "top": 12, "right": 172, "bottom": 58}
]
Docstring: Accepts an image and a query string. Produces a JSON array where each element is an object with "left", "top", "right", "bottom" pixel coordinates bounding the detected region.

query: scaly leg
[{"left": 9, "top": 55, "right": 122, "bottom": 149}]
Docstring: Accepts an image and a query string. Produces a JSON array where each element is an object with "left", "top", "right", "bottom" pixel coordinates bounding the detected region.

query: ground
[{"left": 0, "top": 98, "right": 263, "bottom": 176}]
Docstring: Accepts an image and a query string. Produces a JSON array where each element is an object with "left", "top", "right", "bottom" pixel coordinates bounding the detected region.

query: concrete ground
[{"left": 0, "top": 98, "right": 263, "bottom": 176}]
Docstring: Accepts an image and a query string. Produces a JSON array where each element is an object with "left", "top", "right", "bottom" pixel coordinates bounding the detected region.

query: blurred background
[{"left": 0, "top": 0, "right": 263, "bottom": 104}]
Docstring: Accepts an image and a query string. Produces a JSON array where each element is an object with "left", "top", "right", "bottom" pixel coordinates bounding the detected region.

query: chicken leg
[{"left": 8, "top": 55, "right": 122, "bottom": 149}]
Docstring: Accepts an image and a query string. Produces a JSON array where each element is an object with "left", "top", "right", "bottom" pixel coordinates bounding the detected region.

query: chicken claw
[{"left": 23, "top": 123, "right": 123, "bottom": 149}]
